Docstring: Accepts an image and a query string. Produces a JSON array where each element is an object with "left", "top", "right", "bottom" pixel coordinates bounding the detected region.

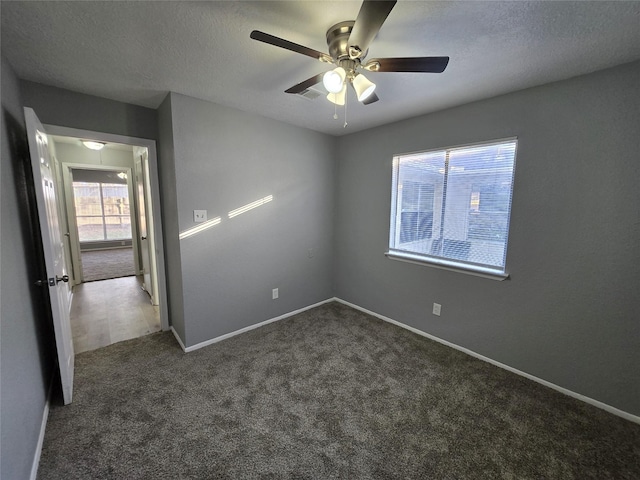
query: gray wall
[
  {"left": 334, "top": 60, "right": 640, "bottom": 416},
  {"left": 168, "top": 93, "right": 335, "bottom": 346},
  {"left": 21, "top": 80, "right": 158, "bottom": 140},
  {"left": 157, "top": 94, "right": 186, "bottom": 340},
  {"left": 1, "top": 56, "right": 56, "bottom": 480}
]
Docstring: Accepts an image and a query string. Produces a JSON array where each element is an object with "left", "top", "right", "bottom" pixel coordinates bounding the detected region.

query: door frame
[{"left": 45, "top": 124, "right": 170, "bottom": 332}]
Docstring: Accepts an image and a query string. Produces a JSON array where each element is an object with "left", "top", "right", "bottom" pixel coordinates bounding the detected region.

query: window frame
[
  {"left": 386, "top": 137, "right": 517, "bottom": 280},
  {"left": 73, "top": 181, "right": 132, "bottom": 243}
]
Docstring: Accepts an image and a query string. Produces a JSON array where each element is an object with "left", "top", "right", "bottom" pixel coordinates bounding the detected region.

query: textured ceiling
[{"left": 2, "top": 1, "right": 640, "bottom": 136}]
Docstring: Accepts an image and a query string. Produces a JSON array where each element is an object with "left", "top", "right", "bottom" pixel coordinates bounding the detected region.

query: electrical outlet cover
[{"left": 193, "top": 210, "right": 207, "bottom": 223}]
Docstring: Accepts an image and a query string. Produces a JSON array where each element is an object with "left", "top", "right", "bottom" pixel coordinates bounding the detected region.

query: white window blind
[{"left": 389, "top": 139, "right": 517, "bottom": 276}]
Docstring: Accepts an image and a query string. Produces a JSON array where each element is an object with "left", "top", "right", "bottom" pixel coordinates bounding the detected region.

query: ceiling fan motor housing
[{"left": 326, "top": 21, "right": 366, "bottom": 62}]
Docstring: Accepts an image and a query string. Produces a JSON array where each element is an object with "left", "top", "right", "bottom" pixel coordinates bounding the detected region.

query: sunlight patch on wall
[
  {"left": 179, "top": 217, "right": 222, "bottom": 240},
  {"left": 228, "top": 195, "right": 273, "bottom": 219}
]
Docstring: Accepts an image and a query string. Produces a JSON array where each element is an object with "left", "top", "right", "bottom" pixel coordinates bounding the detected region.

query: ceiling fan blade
[
  {"left": 250, "top": 30, "right": 332, "bottom": 63},
  {"left": 365, "top": 57, "right": 450, "bottom": 73},
  {"left": 348, "top": 0, "right": 397, "bottom": 57},
  {"left": 362, "top": 92, "right": 379, "bottom": 105},
  {"left": 284, "top": 73, "right": 325, "bottom": 94}
]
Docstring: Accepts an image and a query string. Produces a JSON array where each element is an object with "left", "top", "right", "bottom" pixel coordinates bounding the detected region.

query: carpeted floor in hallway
[{"left": 81, "top": 247, "right": 136, "bottom": 282}]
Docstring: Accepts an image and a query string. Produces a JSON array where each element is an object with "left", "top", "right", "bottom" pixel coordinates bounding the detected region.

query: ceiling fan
[{"left": 250, "top": 0, "right": 449, "bottom": 107}]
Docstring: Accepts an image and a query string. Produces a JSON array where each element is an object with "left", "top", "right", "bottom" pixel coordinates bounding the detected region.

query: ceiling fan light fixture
[
  {"left": 326, "top": 84, "right": 347, "bottom": 105},
  {"left": 323, "top": 67, "right": 346, "bottom": 94},
  {"left": 352, "top": 73, "right": 376, "bottom": 102},
  {"left": 82, "top": 140, "right": 106, "bottom": 151}
]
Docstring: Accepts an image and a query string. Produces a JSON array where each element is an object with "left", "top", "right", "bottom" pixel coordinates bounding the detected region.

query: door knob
[{"left": 56, "top": 275, "right": 69, "bottom": 284}]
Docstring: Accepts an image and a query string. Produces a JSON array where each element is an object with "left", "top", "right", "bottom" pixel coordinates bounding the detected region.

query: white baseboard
[
  {"left": 170, "top": 326, "right": 187, "bottom": 352},
  {"left": 334, "top": 297, "right": 640, "bottom": 425},
  {"left": 166, "top": 296, "right": 638, "bottom": 423},
  {"left": 30, "top": 377, "right": 53, "bottom": 480},
  {"left": 174, "top": 298, "right": 335, "bottom": 353}
]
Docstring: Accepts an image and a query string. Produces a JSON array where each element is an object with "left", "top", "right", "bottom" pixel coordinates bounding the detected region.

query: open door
[
  {"left": 135, "top": 153, "right": 152, "bottom": 298},
  {"left": 134, "top": 147, "right": 159, "bottom": 305},
  {"left": 25, "top": 107, "right": 75, "bottom": 404}
]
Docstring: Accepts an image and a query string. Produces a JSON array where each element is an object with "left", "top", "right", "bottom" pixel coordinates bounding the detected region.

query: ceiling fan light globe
[
  {"left": 82, "top": 141, "right": 106, "bottom": 150},
  {"left": 323, "top": 67, "right": 346, "bottom": 94},
  {"left": 352, "top": 73, "right": 376, "bottom": 102},
  {"left": 326, "top": 84, "right": 347, "bottom": 105}
]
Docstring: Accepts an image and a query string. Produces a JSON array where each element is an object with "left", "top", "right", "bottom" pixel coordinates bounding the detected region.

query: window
[
  {"left": 73, "top": 181, "right": 131, "bottom": 242},
  {"left": 388, "top": 139, "right": 517, "bottom": 278}
]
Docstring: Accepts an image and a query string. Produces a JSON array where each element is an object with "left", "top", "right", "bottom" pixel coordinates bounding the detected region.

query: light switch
[{"left": 194, "top": 210, "right": 207, "bottom": 223}]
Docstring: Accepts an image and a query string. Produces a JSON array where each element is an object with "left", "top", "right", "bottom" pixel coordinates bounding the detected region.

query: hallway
[{"left": 70, "top": 276, "right": 160, "bottom": 354}]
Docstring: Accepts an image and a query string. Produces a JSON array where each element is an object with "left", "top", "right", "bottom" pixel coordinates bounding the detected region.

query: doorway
[
  {"left": 46, "top": 125, "right": 169, "bottom": 353},
  {"left": 70, "top": 167, "right": 137, "bottom": 282}
]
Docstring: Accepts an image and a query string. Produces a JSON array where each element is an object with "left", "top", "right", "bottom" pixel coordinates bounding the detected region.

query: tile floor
[{"left": 70, "top": 276, "right": 161, "bottom": 354}]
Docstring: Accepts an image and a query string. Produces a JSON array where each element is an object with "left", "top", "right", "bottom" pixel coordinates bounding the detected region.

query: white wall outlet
[
  {"left": 193, "top": 210, "right": 207, "bottom": 223},
  {"left": 272, "top": 288, "right": 279, "bottom": 300},
  {"left": 308, "top": 248, "right": 314, "bottom": 258},
  {"left": 432, "top": 303, "right": 442, "bottom": 316}
]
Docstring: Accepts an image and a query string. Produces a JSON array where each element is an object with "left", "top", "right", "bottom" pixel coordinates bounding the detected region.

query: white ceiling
[{"left": 2, "top": 1, "right": 640, "bottom": 136}]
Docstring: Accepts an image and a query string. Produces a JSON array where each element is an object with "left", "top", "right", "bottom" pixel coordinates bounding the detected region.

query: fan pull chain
[
  {"left": 333, "top": 97, "right": 338, "bottom": 120},
  {"left": 343, "top": 89, "right": 348, "bottom": 128}
]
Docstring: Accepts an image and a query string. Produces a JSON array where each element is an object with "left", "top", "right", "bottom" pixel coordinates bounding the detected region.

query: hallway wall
[{"left": 21, "top": 80, "right": 157, "bottom": 140}]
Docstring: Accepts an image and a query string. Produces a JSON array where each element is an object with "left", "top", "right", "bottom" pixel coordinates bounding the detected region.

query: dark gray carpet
[
  {"left": 81, "top": 247, "right": 136, "bottom": 282},
  {"left": 38, "top": 302, "right": 640, "bottom": 479}
]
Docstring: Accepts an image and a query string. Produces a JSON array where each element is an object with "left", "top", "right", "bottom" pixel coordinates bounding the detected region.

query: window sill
[{"left": 385, "top": 251, "right": 509, "bottom": 281}]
